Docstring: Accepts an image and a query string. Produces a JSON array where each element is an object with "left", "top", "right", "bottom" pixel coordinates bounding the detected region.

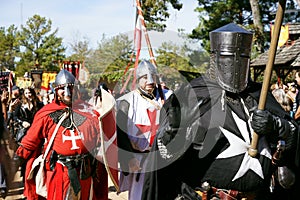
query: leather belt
[
  {"left": 57, "top": 153, "right": 89, "bottom": 163},
  {"left": 57, "top": 153, "right": 92, "bottom": 196},
  {"left": 196, "top": 186, "right": 256, "bottom": 200}
]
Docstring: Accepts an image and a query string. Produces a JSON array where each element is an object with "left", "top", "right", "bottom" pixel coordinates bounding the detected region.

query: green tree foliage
[
  {"left": 16, "top": 15, "right": 65, "bottom": 76},
  {"left": 155, "top": 41, "right": 209, "bottom": 86},
  {"left": 156, "top": 41, "right": 196, "bottom": 72},
  {"left": 190, "top": 0, "right": 300, "bottom": 52},
  {"left": 156, "top": 41, "right": 209, "bottom": 71},
  {"left": 188, "top": 48, "right": 210, "bottom": 73},
  {"left": 190, "top": 0, "right": 257, "bottom": 51},
  {"left": 67, "top": 37, "right": 92, "bottom": 62},
  {"left": 141, "top": 0, "right": 183, "bottom": 31},
  {"left": 0, "top": 25, "right": 19, "bottom": 71},
  {"left": 85, "top": 33, "right": 133, "bottom": 83}
]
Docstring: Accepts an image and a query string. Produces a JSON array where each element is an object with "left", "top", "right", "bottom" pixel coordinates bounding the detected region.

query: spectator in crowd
[
  {"left": 6, "top": 86, "right": 22, "bottom": 150},
  {"left": 286, "top": 82, "right": 298, "bottom": 118},
  {"left": 159, "top": 75, "right": 173, "bottom": 100},
  {"left": 0, "top": 97, "right": 8, "bottom": 198},
  {"left": 88, "top": 82, "right": 109, "bottom": 106},
  {"left": 272, "top": 88, "right": 292, "bottom": 113},
  {"left": 12, "top": 87, "right": 44, "bottom": 181},
  {"left": 42, "top": 93, "right": 50, "bottom": 105},
  {"left": 1, "top": 90, "right": 9, "bottom": 121},
  {"left": 294, "top": 71, "right": 300, "bottom": 123},
  {"left": 7, "top": 86, "right": 21, "bottom": 118},
  {"left": 14, "top": 87, "right": 44, "bottom": 143}
]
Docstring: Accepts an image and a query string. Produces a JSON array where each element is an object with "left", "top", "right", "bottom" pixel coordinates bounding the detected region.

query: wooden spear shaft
[
  {"left": 248, "top": 0, "right": 287, "bottom": 157},
  {"left": 135, "top": 0, "right": 157, "bottom": 66}
]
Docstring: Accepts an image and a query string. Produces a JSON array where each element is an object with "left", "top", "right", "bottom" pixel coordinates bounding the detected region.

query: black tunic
[{"left": 142, "top": 75, "right": 299, "bottom": 200}]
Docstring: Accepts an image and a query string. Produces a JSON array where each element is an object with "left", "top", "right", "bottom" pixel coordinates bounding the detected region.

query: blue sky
[{"left": 1, "top": 0, "right": 199, "bottom": 55}]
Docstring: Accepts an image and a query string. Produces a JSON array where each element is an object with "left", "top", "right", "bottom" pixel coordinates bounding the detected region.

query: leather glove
[
  {"left": 251, "top": 109, "right": 297, "bottom": 150},
  {"left": 251, "top": 109, "right": 275, "bottom": 135}
]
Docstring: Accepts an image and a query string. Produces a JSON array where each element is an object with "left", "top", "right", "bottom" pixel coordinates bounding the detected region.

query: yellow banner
[
  {"left": 271, "top": 24, "right": 289, "bottom": 47},
  {"left": 41, "top": 72, "right": 57, "bottom": 90},
  {"left": 16, "top": 77, "right": 32, "bottom": 89}
]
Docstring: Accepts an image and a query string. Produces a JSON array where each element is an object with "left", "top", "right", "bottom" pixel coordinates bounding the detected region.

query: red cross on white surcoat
[
  {"left": 136, "top": 109, "right": 159, "bottom": 146},
  {"left": 62, "top": 129, "right": 81, "bottom": 150}
]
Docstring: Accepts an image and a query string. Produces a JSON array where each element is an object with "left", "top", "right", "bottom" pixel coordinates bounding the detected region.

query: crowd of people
[{"left": 0, "top": 22, "right": 299, "bottom": 200}]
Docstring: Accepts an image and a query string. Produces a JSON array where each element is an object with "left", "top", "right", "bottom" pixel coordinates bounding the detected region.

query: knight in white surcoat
[{"left": 116, "top": 60, "right": 168, "bottom": 200}]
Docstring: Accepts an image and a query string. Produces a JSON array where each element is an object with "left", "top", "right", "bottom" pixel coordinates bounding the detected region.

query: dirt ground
[{"left": 1, "top": 171, "right": 128, "bottom": 200}]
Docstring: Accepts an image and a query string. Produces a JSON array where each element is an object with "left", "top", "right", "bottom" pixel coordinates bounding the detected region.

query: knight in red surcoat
[{"left": 15, "top": 69, "right": 110, "bottom": 200}]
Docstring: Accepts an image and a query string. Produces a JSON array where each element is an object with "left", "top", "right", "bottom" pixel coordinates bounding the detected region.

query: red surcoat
[{"left": 16, "top": 100, "right": 108, "bottom": 200}]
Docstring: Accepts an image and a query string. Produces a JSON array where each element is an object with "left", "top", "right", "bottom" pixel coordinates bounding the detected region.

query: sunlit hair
[{"left": 272, "top": 88, "right": 292, "bottom": 112}]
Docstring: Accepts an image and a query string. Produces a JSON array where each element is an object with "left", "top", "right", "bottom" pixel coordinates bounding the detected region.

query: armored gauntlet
[{"left": 251, "top": 109, "right": 297, "bottom": 150}]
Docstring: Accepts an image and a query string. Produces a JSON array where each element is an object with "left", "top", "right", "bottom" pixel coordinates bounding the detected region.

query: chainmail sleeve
[{"left": 156, "top": 82, "right": 202, "bottom": 162}]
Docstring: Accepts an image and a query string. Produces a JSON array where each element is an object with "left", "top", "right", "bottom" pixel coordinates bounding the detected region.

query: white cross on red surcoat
[{"left": 62, "top": 129, "right": 81, "bottom": 150}]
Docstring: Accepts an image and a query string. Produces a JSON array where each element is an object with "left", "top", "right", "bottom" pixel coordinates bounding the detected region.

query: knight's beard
[
  {"left": 144, "top": 84, "right": 155, "bottom": 94},
  {"left": 140, "top": 86, "right": 154, "bottom": 95},
  {"left": 146, "top": 87, "right": 154, "bottom": 94},
  {"left": 61, "top": 95, "right": 72, "bottom": 106}
]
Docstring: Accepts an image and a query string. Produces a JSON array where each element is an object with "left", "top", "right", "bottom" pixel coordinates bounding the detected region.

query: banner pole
[{"left": 248, "top": 0, "right": 287, "bottom": 157}]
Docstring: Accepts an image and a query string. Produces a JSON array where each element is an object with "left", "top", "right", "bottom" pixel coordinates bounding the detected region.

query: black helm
[{"left": 210, "top": 23, "right": 253, "bottom": 93}]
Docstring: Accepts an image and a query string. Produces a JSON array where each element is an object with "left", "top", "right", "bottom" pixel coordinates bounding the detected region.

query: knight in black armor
[{"left": 142, "top": 23, "right": 300, "bottom": 200}]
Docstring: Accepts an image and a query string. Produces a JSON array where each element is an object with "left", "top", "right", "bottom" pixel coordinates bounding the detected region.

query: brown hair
[{"left": 21, "top": 87, "right": 40, "bottom": 113}]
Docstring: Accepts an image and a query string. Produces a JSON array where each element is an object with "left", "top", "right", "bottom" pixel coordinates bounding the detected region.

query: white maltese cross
[{"left": 217, "top": 111, "right": 272, "bottom": 181}]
